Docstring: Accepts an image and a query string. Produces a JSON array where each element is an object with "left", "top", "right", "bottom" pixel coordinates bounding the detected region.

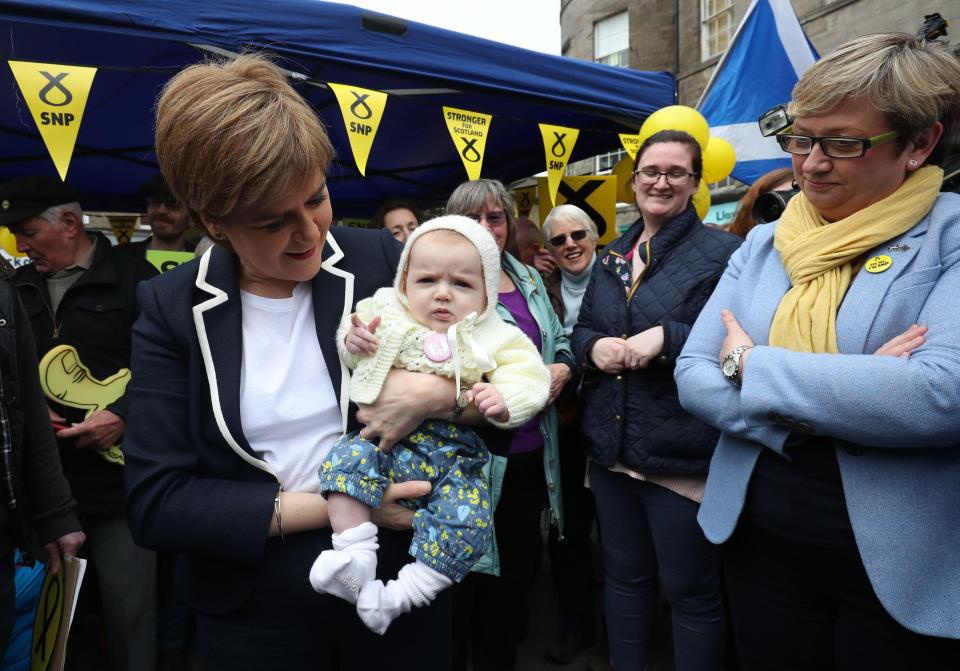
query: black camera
[{"left": 753, "top": 187, "right": 797, "bottom": 225}]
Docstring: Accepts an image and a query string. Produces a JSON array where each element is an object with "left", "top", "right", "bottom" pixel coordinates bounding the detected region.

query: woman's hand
[
  {"left": 345, "top": 313, "right": 381, "bottom": 355},
  {"left": 719, "top": 310, "right": 755, "bottom": 376},
  {"left": 371, "top": 480, "right": 432, "bottom": 531},
  {"left": 356, "top": 369, "right": 453, "bottom": 452},
  {"left": 590, "top": 337, "right": 627, "bottom": 373},
  {"left": 623, "top": 325, "right": 664, "bottom": 369},
  {"left": 874, "top": 324, "right": 927, "bottom": 358},
  {"left": 546, "top": 363, "right": 571, "bottom": 404}
]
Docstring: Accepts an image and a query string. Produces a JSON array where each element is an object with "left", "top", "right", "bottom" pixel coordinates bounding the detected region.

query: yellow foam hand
[{"left": 38, "top": 344, "right": 130, "bottom": 465}]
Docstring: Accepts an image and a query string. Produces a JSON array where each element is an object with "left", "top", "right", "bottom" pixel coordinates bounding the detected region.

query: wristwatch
[
  {"left": 721, "top": 345, "right": 753, "bottom": 385},
  {"left": 448, "top": 387, "right": 471, "bottom": 421}
]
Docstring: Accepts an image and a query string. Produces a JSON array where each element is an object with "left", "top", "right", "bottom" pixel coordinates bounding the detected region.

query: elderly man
[{"left": 0, "top": 175, "right": 158, "bottom": 671}]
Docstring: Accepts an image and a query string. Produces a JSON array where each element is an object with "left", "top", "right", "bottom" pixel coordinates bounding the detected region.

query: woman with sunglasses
[
  {"left": 676, "top": 34, "right": 960, "bottom": 668},
  {"left": 533, "top": 204, "right": 601, "bottom": 663},
  {"left": 571, "top": 129, "right": 741, "bottom": 670},
  {"left": 444, "top": 179, "right": 574, "bottom": 671}
]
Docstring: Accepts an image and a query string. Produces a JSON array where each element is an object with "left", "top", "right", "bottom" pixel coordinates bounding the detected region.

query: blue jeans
[{"left": 590, "top": 463, "right": 724, "bottom": 671}]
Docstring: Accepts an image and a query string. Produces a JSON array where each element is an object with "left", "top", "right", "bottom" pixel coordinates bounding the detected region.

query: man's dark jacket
[
  {"left": 0, "top": 268, "right": 79, "bottom": 557},
  {"left": 571, "top": 207, "right": 741, "bottom": 474},
  {"left": 14, "top": 234, "right": 157, "bottom": 516}
]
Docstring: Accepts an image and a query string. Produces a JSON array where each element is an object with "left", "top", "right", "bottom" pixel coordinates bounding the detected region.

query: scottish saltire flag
[{"left": 698, "top": 0, "right": 819, "bottom": 185}]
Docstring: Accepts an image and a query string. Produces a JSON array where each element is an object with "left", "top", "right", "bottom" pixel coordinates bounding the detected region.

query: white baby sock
[
  {"left": 356, "top": 560, "right": 453, "bottom": 635},
  {"left": 309, "top": 521, "right": 379, "bottom": 604}
]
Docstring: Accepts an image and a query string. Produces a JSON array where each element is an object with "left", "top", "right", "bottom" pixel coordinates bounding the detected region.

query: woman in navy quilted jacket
[{"left": 571, "top": 130, "right": 741, "bottom": 671}]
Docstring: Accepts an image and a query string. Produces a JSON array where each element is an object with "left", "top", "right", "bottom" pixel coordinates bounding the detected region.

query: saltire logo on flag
[{"left": 697, "top": 0, "right": 818, "bottom": 185}]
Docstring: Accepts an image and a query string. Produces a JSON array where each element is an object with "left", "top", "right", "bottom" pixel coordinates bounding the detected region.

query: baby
[{"left": 310, "top": 215, "right": 550, "bottom": 634}]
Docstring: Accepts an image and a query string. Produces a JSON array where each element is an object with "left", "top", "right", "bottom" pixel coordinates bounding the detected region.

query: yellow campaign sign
[
  {"left": 443, "top": 107, "right": 492, "bottom": 181},
  {"left": 328, "top": 83, "right": 388, "bottom": 176},
  {"left": 8, "top": 61, "right": 96, "bottom": 182},
  {"left": 539, "top": 123, "right": 579, "bottom": 205},
  {"left": 537, "top": 175, "right": 618, "bottom": 247},
  {"left": 146, "top": 250, "right": 195, "bottom": 273},
  {"left": 31, "top": 566, "right": 63, "bottom": 671},
  {"left": 619, "top": 133, "right": 642, "bottom": 160},
  {"left": 109, "top": 215, "right": 137, "bottom": 245},
  {"left": 514, "top": 186, "right": 536, "bottom": 217},
  {"left": 340, "top": 218, "right": 371, "bottom": 229}
]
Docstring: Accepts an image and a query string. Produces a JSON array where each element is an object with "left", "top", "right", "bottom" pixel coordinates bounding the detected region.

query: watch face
[
  {"left": 456, "top": 390, "right": 471, "bottom": 409},
  {"left": 721, "top": 356, "right": 737, "bottom": 377}
]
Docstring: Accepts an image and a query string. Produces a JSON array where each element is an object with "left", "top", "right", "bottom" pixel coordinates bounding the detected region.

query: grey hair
[
  {"left": 444, "top": 179, "right": 517, "bottom": 253},
  {"left": 542, "top": 204, "right": 599, "bottom": 244},
  {"left": 38, "top": 202, "right": 83, "bottom": 226}
]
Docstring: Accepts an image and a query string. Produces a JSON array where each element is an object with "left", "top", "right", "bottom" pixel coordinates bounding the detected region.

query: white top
[{"left": 239, "top": 283, "right": 342, "bottom": 493}]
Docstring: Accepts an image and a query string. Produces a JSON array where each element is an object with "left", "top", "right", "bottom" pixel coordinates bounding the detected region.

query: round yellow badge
[{"left": 865, "top": 255, "right": 893, "bottom": 274}]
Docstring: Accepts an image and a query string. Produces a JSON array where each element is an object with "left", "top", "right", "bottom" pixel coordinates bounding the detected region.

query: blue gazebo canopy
[{"left": 0, "top": 0, "right": 675, "bottom": 215}]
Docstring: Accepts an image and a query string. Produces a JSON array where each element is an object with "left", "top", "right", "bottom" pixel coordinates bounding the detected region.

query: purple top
[{"left": 498, "top": 289, "right": 545, "bottom": 454}]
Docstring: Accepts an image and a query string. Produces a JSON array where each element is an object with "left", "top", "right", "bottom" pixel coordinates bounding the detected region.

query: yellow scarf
[{"left": 769, "top": 165, "right": 943, "bottom": 353}]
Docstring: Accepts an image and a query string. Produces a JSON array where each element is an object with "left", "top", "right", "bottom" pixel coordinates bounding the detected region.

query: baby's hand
[
  {"left": 345, "top": 314, "right": 381, "bottom": 354},
  {"left": 469, "top": 382, "right": 509, "bottom": 423}
]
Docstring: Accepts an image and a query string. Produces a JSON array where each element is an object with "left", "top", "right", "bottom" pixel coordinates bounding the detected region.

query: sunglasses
[
  {"left": 464, "top": 210, "right": 507, "bottom": 227},
  {"left": 549, "top": 230, "right": 589, "bottom": 247}
]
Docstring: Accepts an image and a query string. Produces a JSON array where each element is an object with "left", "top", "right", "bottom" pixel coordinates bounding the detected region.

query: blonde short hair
[
  {"left": 789, "top": 33, "right": 960, "bottom": 164},
  {"left": 155, "top": 54, "right": 335, "bottom": 218}
]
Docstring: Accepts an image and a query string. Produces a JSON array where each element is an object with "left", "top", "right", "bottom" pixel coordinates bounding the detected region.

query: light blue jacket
[
  {"left": 675, "top": 193, "right": 960, "bottom": 639},
  {"left": 473, "top": 252, "right": 571, "bottom": 576}
]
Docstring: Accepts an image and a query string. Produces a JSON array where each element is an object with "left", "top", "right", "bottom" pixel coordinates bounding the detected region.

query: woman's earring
[
  {"left": 213, "top": 231, "right": 224, "bottom": 240},
  {"left": 908, "top": 159, "right": 919, "bottom": 168}
]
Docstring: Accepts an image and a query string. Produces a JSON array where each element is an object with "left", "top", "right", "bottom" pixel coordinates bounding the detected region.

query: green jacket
[{"left": 474, "top": 252, "right": 573, "bottom": 575}]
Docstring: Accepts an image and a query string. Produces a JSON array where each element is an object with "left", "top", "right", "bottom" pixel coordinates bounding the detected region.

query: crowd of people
[{"left": 0, "top": 30, "right": 958, "bottom": 671}]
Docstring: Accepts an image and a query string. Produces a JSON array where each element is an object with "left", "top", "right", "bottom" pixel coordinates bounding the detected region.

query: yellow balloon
[
  {"left": 611, "top": 156, "right": 636, "bottom": 204},
  {"left": 702, "top": 136, "right": 737, "bottom": 183},
  {"left": 638, "top": 105, "right": 710, "bottom": 150},
  {"left": 692, "top": 180, "right": 710, "bottom": 220},
  {"left": 0, "top": 228, "right": 25, "bottom": 257}
]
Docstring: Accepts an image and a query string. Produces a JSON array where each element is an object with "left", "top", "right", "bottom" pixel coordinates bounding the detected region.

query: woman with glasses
[
  {"left": 676, "top": 34, "right": 960, "bottom": 668},
  {"left": 445, "top": 179, "right": 574, "bottom": 671},
  {"left": 571, "top": 129, "right": 741, "bottom": 670}
]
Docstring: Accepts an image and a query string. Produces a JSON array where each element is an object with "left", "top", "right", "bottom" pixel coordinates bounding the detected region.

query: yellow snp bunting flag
[
  {"left": 538, "top": 175, "right": 618, "bottom": 247},
  {"left": 109, "top": 216, "right": 137, "bottom": 245},
  {"left": 619, "top": 133, "right": 642, "bottom": 160},
  {"left": 538, "top": 124, "right": 579, "bottom": 205},
  {"left": 443, "top": 107, "right": 492, "bottom": 181},
  {"left": 514, "top": 186, "right": 536, "bottom": 217},
  {"left": 8, "top": 61, "right": 96, "bottom": 182},
  {"left": 328, "top": 83, "right": 388, "bottom": 177}
]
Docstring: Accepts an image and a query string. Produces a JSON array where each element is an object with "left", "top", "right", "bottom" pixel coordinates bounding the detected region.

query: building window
[
  {"left": 701, "top": 0, "right": 734, "bottom": 61},
  {"left": 595, "top": 11, "right": 629, "bottom": 67},
  {"left": 596, "top": 148, "right": 626, "bottom": 173}
]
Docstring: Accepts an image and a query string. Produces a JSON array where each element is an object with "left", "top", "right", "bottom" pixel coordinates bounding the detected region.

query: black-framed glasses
[
  {"left": 775, "top": 129, "right": 900, "bottom": 159},
  {"left": 465, "top": 210, "right": 507, "bottom": 227},
  {"left": 632, "top": 169, "right": 697, "bottom": 186},
  {"left": 548, "top": 229, "right": 589, "bottom": 248}
]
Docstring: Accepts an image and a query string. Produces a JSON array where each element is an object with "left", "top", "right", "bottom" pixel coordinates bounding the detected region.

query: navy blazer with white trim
[{"left": 123, "top": 226, "right": 401, "bottom": 613}]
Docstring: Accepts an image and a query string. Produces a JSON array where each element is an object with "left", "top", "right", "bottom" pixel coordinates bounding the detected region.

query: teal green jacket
[{"left": 474, "top": 252, "right": 573, "bottom": 576}]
